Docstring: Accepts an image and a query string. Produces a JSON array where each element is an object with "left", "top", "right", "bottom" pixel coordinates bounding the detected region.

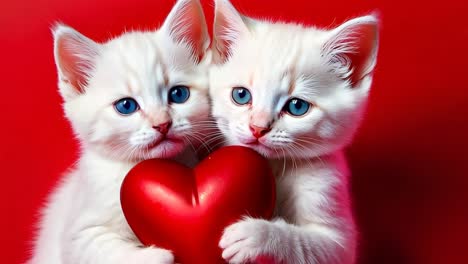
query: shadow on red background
[{"left": 1, "top": 0, "right": 467, "bottom": 263}]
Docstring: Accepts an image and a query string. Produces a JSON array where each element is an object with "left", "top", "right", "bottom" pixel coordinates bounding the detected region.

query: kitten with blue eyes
[
  {"left": 29, "top": 0, "right": 210, "bottom": 263},
  {"left": 210, "top": 0, "right": 379, "bottom": 263}
]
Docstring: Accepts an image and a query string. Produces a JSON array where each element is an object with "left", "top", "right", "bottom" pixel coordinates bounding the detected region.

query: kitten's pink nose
[
  {"left": 249, "top": 124, "right": 271, "bottom": 139},
  {"left": 153, "top": 121, "right": 172, "bottom": 135}
]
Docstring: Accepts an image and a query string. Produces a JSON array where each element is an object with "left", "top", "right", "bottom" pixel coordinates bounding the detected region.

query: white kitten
[
  {"left": 29, "top": 0, "right": 210, "bottom": 263},
  {"left": 210, "top": 0, "right": 379, "bottom": 263}
]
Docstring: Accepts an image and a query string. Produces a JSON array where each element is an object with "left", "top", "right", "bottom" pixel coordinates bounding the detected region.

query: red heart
[{"left": 121, "top": 146, "right": 276, "bottom": 264}]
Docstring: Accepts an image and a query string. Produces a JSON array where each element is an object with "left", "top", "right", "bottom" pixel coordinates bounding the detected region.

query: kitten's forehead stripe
[
  {"left": 188, "top": 84, "right": 205, "bottom": 92},
  {"left": 114, "top": 34, "right": 180, "bottom": 106},
  {"left": 121, "top": 54, "right": 141, "bottom": 95},
  {"left": 125, "top": 80, "right": 133, "bottom": 95},
  {"left": 288, "top": 78, "right": 296, "bottom": 95},
  {"left": 155, "top": 64, "right": 166, "bottom": 90},
  {"left": 153, "top": 40, "right": 170, "bottom": 88},
  {"left": 284, "top": 68, "right": 298, "bottom": 96},
  {"left": 249, "top": 29, "right": 305, "bottom": 99},
  {"left": 149, "top": 38, "right": 158, "bottom": 80}
]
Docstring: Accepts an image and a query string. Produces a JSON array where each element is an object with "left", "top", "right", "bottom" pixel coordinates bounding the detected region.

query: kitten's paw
[
  {"left": 133, "top": 247, "right": 174, "bottom": 264},
  {"left": 219, "top": 218, "right": 274, "bottom": 264}
]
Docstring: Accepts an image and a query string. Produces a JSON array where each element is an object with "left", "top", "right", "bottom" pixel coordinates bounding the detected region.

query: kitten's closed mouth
[
  {"left": 246, "top": 139, "right": 260, "bottom": 145},
  {"left": 243, "top": 140, "right": 277, "bottom": 158},
  {"left": 245, "top": 139, "right": 273, "bottom": 150},
  {"left": 244, "top": 138, "right": 267, "bottom": 146}
]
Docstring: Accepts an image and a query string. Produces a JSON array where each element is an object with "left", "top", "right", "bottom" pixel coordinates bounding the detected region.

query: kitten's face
[
  {"left": 55, "top": 0, "right": 210, "bottom": 161},
  {"left": 71, "top": 33, "right": 209, "bottom": 160},
  {"left": 210, "top": 0, "right": 378, "bottom": 159}
]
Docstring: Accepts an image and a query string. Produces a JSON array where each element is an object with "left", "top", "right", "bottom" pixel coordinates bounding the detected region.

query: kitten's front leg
[
  {"left": 63, "top": 226, "right": 174, "bottom": 264},
  {"left": 220, "top": 217, "right": 353, "bottom": 264}
]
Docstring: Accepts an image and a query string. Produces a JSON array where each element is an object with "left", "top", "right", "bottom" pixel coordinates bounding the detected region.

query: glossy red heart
[{"left": 121, "top": 146, "right": 276, "bottom": 264}]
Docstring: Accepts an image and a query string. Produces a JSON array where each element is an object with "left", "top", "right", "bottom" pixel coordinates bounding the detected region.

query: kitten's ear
[
  {"left": 213, "top": 0, "right": 250, "bottom": 63},
  {"left": 162, "top": 0, "right": 210, "bottom": 63},
  {"left": 53, "top": 24, "right": 100, "bottom": 100},
  {"left": 322, "top": 15, "right": 379, "bottom": 87}
]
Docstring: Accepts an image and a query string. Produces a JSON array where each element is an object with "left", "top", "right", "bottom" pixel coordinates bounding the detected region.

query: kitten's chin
[
  {"left": 248, "top": 144, "right": 278, "bottom": 158},
  {"left": 234, "top": 138, "right": 279, "bottom": 159},
  {"left": 145, "top": 139, "right": 185, "bottom": 159}
]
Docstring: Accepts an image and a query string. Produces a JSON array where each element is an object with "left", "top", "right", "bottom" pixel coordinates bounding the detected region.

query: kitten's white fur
[
  {"left": 29, "top": 0, "right": 210, "bottom": 263},
  {"left": 210, "top": 0, "right": 379, "bottom": 263}
]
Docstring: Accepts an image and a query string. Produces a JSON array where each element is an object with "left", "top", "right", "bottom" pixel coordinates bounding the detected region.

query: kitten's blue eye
[
  {"left": 169, "top": 85, "right": 190, "bottom": 104},
  {"left": 114, "top": 97, "right": 139, "bottom": 115},
  {"left": 232, "top": 87, "right": 252, "bottom": 105},
  {"left": 284, "top": 98, "right": 310, "bottom": 116}
]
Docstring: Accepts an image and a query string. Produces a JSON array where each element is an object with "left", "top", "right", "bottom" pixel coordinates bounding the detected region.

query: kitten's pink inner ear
[
  {"left": 56, "top": 37, "right": 87, "bottom": 92},
  {"left": 213, "top": 9, "right": 232, "bottom": 62},
  {"left": 325, "top": 19, "right": 379, "bottom": 87},
  {"left": 54, "top": 28, "right": 98, "bottom": 95},
  {"left": 346, "top": 23, "right": 378, "bottom": 86},
  {"left": 213, "top": 0, "right": 249, "bottom": 63},
  {"left": 164, "top": 0, "right": 209, "bottom": 63}
]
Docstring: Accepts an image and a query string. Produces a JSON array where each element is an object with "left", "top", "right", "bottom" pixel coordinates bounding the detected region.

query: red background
[{"left": 1, "top": 0, "right": 467, "bottom": 263}]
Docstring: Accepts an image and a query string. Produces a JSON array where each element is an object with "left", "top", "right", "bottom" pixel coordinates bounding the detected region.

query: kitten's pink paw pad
[{"left": 219, "top": 218, "right": 270, "bottom": 263}]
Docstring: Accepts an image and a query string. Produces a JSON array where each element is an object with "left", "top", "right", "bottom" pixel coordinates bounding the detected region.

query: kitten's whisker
[
  {"left": 205, "top": 138, "right": 227, "bottom": 150},
  {"left": 291, "top": 141, "right": 327, "bottom": 168},
  {"left": 182, "top": 135, "right": 198, "bottom": 155},
  {"left": 185, "top": 133, "right": 213, "bottom": 153},
  {"left": 200, "top": 134, "right": 226, "bottom": 145},
  {"left": 295, "top": 137, "right": 327, "bottom": 145},
  {"left": 281, "top": 148, "right": 287, "bottom": 179},
  {"left": 191, "top": 130, "right": 224, "bottom": 139}
]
